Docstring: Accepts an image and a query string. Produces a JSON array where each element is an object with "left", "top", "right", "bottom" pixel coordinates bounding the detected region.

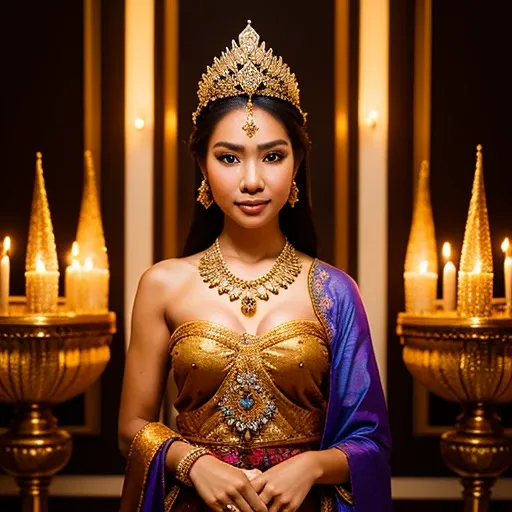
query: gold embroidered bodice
[{"left": 169, "top": 320, "right": 330, "bottom": 447}]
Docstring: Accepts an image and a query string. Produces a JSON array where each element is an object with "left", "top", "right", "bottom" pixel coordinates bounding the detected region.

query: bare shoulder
[
  {"left": 138, "top": 254, "right": 204, "bottom": 300},
  {"left": 295, "top": 251, "right": 314, "bottom": 271}
]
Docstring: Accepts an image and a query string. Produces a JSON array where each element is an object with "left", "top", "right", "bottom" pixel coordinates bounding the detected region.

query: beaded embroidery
[{"left": 218, "top": 372, "right": 276, "bottom": 442}]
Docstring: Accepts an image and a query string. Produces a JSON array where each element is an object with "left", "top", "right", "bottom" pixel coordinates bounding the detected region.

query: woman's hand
[
  {"left": 250, "top": 453, "right": 320, "bottom": 512},
  {"left": 242, "top": 468, "right": 263, "bottom": 481},
  {"left": 189, "top": 455, "right": 268, "bottom": 512}
]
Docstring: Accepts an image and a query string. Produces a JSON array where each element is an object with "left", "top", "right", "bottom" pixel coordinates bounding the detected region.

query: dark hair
[{"left": 182, "top": 95, "right": 317, "bottom": 257}]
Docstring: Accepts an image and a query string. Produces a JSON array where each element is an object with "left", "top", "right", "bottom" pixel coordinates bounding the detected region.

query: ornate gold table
[
  {"left": 0, "top": 298, "right": 116, "bottom": 512},
  {"left": 397, "top": 307, "right": 512, "bottom": 512}
]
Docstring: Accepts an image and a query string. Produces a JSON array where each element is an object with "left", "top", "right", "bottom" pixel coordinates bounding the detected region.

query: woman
[{"left": 119, "top": 22, "right": 391, "bottom": 512}]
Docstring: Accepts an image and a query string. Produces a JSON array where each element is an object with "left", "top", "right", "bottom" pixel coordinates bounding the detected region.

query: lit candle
[
  {"left": 80, "top": 256, "right": 109, "bottom": 313},
  {"left": 404, "top": 260, "right": 438, "bottom": 313},
  {"left": 0, "top": 236, "right": 11, "bottom": 315},
  {"left": 67, "top": 248, "right": 109, "bottom": 314},
  {"left": 65, "top": 242, "right": 81, "bottom": 312},
  {"left": 442, "top": 242, "right": 456, "bottom": 311},
  {"left": 502, "top": 238, "right": 512, "bottom": 311},
  {"left": 25, "top": 254, "right": 59, "bottom": 314}
]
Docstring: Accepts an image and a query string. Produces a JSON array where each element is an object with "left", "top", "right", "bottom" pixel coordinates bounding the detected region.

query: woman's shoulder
[
  {"left": 138, "top": 253, "right": 204, "bottom": 298},
  {"left": 312, "top": 259, "right": 361, "bottom": 300}
]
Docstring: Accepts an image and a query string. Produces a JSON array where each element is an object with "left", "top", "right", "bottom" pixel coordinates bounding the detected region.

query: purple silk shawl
[
  {"left": 139, "top": 260, "right": 392, "bottom": 512},
  {"left": 312, "top": 261, "right": 392, "bottom": 511}
]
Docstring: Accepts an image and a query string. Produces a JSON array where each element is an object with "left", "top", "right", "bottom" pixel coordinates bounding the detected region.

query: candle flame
[
  {"left": 35, "top": 255, "right": 46, "bottom": 273},
  {"left": 72, "top": 241, "right": 80, "bottom": 258},
  {"left": 419, "top": 261, "right": 429, "bottom": 274},
  {"left": 502, "top": 238, "right": 510, "bottom": 254},
  {"left": 84, "top": 256, "right": 94, "bottom": 271},
  {"left": 442, "top": 242, "right": 451, "bottom": 260},
  {"left": 472, "top": 260, "right": 482, "bottom": 274},
  {"left": 2, "top": 236, "right": 10, "bottom": 256}
]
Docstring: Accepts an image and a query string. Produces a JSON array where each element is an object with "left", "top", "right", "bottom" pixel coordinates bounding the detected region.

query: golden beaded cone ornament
[
  {"left": 75, "top": 150, "right": 109, "bottom": 269},
  {"left": 199, "top": 239, "right": 302, "bottom": 317},
  {"left": 25, "top": 153, "right": 59, "bottom": 274},
  {"left": 25, "top": 152, "right": 60, "bottom": 313},
  {"left": 403, "top": 161, "right": 438, "bottom": 313},
  {"left": 192, "top": 21, "right": 307, "bottom": 137},
  {"left": 457, "top": 145, "right": 493, "bottom": 317}
]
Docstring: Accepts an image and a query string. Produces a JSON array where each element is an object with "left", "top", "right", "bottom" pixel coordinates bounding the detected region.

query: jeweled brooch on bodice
[{"left": 218, "top": 372, "right": 276, "bottom": 442}]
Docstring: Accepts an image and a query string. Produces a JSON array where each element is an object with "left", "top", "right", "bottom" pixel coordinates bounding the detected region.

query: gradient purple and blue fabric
[
  {"left": 313, "top": 262, "right": 392, "bottom": 511},
  {"left": 140, "top": 439, "right": 174, "bottom": 512}
]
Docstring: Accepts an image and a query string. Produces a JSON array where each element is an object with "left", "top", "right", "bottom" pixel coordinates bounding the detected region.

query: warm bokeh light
[
  {"left": 365, "top": 109, "right": 378, "bottom": 128},
  {"left": 473, "top": 260, "right": 482, "bottom": 274},
  {"left": 134, "top": 117, "right": 145, "bottom": 130},
  {"left": 502, "top": 237, "right": 510, "bottom": 254}
]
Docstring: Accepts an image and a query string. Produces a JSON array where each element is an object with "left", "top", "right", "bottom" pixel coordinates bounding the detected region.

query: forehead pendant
[{"left": 242, "top": 99, "right": 258, "bottom": 138}]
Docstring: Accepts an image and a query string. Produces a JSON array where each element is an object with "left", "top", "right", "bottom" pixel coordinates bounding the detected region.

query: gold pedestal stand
[
  {"left": 0, "top": 298, "right": 116, "bottom": 512},
  {"left": 397, "top": 304, "right": 512, "bottom": 512}
]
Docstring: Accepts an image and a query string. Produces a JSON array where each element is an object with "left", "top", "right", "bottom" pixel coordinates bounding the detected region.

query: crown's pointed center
[{"left": 239, "top": 23, "right": 260, "bottom": 52}]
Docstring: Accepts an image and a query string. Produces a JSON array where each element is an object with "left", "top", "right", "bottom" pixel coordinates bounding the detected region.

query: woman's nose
[{"left": 239, "top": 162, "right": 264, "bottom": 193}]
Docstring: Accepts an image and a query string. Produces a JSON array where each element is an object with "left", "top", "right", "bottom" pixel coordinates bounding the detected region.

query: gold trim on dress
[
  {"left": 308, "top": 259, "right": 334, "bottom": 341},
  {"left": 335, "top": 484, "right": 354, "bottom": 506}
]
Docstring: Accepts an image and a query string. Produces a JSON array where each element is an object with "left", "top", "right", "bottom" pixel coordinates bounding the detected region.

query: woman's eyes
[
  {"left": 263, "top": 152, "right": 284, "bottom": 163},
  {"left": 216, "top": 152, "right": 284, "bottom": 165},
  {"left": 218, "top": 154, "right": 239, "bottom": 164}
]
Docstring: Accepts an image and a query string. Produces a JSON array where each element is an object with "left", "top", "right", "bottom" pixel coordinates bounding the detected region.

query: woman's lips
[{"left": 235, "top": 200, "right": 270, "bottom": 215}]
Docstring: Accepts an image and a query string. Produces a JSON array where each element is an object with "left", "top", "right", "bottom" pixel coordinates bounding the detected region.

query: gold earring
[
  {"left": 288, "top": 180, "right": 299, "bottom": 207},
  {"left": 197, "top": 178, "right": 213, "bottom": 209}
]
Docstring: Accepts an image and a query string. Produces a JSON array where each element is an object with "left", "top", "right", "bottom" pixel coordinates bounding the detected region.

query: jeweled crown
[{"left": 192, "top": 21, "right": 307, "bottom": 132}]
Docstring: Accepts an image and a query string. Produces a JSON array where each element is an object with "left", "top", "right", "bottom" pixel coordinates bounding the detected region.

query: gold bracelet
[{"left": 175, "top": 446, "right": 211, "bottom": 487}]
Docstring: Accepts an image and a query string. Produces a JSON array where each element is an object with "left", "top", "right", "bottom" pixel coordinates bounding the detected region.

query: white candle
[
  {"left": 404, "top": 260, "right": 438, "bottom": 313},
  {"left": 66, "top": 247, "right": 109, "bottom": 314},
  {"left": 0, "top": 236, "right": 11, "bottom": 315},
  {"left": 65, "top": 242, "right": 81, "bottom": 312},
  {"left": 505, "top": 257, "right": 512, "bottom": 309},
  {"left": 442, "top": 242, "right": 456, "bottom": 311},
  {"left": 502, "top": 238, "right": 512, "bottom": 310},
  {"left": 80, "top": 256, "right": 109, "bottom": 313}
]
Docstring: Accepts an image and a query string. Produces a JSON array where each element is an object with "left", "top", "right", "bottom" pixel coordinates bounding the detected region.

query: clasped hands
[{"left": 189, "top": 451, "right": 319, "bottom": 512}]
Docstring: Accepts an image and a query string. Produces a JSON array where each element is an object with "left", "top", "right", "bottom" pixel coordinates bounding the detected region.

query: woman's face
[{"left": 202, "top": 106, "right": 295, "bottom": 230}]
